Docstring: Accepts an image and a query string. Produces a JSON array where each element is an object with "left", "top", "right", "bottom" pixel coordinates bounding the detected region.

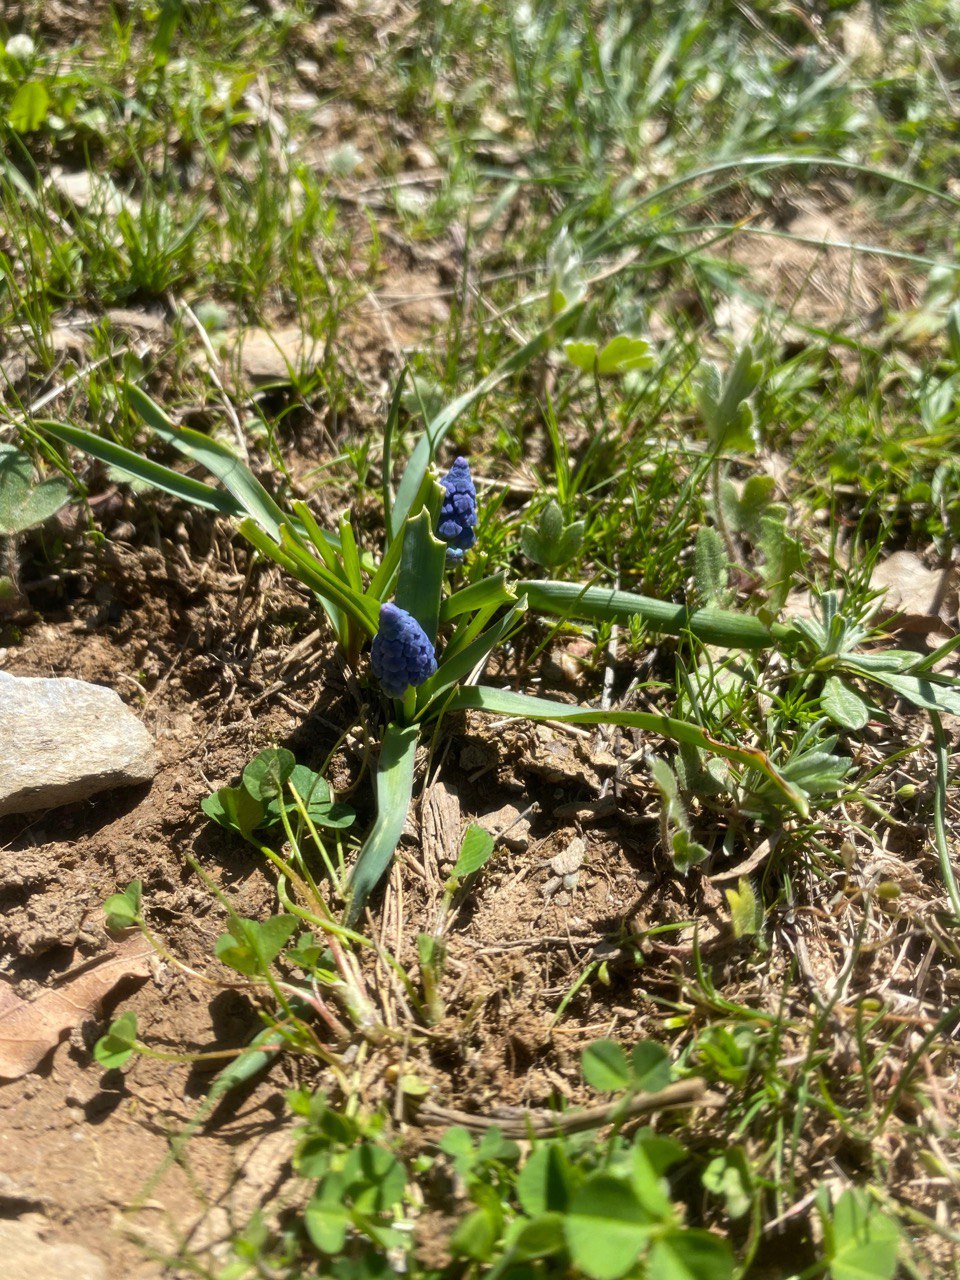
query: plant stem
[
  {"left": 279, "top": 786, "right": 339, "bottom": 901},
  {"left": 711, "top": 456, "right": 739, "bottom": 564}
]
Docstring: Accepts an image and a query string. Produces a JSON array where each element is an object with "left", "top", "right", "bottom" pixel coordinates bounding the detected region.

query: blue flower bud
[
  {"left": 438, "top": 456, "right": 477, "bottom": 564},
  {"left": 370, "top": 603, "right": 437, "bottom": 699}
]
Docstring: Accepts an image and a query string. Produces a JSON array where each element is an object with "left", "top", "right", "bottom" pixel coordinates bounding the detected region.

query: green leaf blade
[
  {"left": 521, "top": 580, "right": 776, "bottom": 650},
  {"left": 395, "top": 505, "right": 446, "bottom": 643},
  {"left": 821, "top": 677, "right": 870, "bottom": 731},
  {"left": 346, "top": 723, "right": 420, "bottom": 925},
  {"left": 392, "top": 299, "right": 584, "bottom": 532},
  {"left": 124, "top": 382, "right": 287, "bottom": 537},
  {"left": 38, "top": 420, "right": 243, "bottom": 518}
]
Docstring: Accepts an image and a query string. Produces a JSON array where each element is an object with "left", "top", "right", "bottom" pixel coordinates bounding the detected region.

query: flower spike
[
  {"left": 438, "top": 456, "right": 478, "bottom": 564},
  {"left": 370, "top": 603, "right": 437, "bottom": 699}
]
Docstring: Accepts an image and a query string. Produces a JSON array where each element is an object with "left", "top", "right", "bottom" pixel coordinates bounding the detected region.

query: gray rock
[
  {"left": 0, "top": 1218, "right": 107, "bottom": 1280},
  {"left": 0, "top": 672, "right": 156, "bottom": 817}
]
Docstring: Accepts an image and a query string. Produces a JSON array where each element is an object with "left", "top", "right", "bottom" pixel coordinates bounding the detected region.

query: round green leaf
[
  {"left": 215, "top": 915, "right": 297, "bottom": 975},
  {"left": 202, "top": 785, "right": 265, "bottom": 838},
  {"left": 826, "top": 1189, "right": 900, "bottom": 1280},
  {"left": 564, "top": 1174, "right": 655, "bottom": 1280},
  {"left": 563, "top": 339, "right": 601, "bottom": 372},
  {"left": 509, "top": 1213, "right": 566, "bottom": 1263},
  {"left": 304, "top": 1196, "right": 350, "bottom": 1255},
  {"left": 629, "top": 1041, "right": 672, "bottom": 1092},
  {"left": 243, "top": 748, "right": 296, "bottom": 801},
  {"left": 0, "top": 445, "right": 71, "bottom": 535},
  {"left": 581, "top": 1039, "right": 632, "bottom": 1091},
  {"left": 286, "top": 764, "right": 331, "bottom": 807},
  {"left": 647, "top": 1229, "right": 735, "bottom": 1280},
  {"left": 311, "top": 801, "right": 356, "bottom": 829},
  {"left": 450, "top": 1207, "right": 499, "bottom": 1261},
  {"left": 516, "top": 1143, "right": 574, "bottom": 1216},
  {"left": 94, "top": 1011, "right": 139, "bottom": 1069},
  {"left": 8, "top": 80, "right": 49, "bottom": 132},
  {"left": 103, "top": 880, "right": 142, "bottom": 930},
  {"left": 346, "top": 1143, "right": 407, "bottom": 1213},
  {"left": 595, "top": 335, "right": 655, "bottom": 374}
]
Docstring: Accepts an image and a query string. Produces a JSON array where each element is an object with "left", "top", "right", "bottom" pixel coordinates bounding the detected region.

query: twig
[{"left": 415, "top": 1078, "right": 712, "bottom": 1138}]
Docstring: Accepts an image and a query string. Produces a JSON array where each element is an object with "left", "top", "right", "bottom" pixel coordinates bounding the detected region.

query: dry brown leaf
[
  {"left": 870, "top": 551, "right": 957, "bottom": 634},
  {"left": 785, "top": 555, "right": 957, "bottom": 633},
  {"left": 49, "top": 325, "right": 92, "bottom": 358},
  {"left": 0, "top": 935, "right": 152, "bottom": 1081}
]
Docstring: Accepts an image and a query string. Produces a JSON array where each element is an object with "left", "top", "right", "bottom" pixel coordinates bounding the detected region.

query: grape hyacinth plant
[
  {"left": 46, "top": 339, "right": 960, "bottom": 930},
  {"left": 39, "top": 371, "right": 813, "bottom": 925},
  {"left": 437, "top": 456, "right": 477, "bottom": 563}
]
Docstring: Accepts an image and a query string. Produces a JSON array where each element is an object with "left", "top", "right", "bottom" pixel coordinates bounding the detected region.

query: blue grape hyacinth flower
[
  {"left": 438, "top": 456, "right": 478, "bottom": 563},
  {"left": 370, "top": 603, "right": 437, "bottom": 699}
]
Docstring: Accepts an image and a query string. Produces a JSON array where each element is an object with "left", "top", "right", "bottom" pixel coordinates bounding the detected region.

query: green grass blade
[
  {"left": 521, "top": 580, "right": 779, "bottom": 650},
  {"left": 368, "top": 517, "right": 406, "bottom": 603},
  {"left": 239, "top": 518, "right": 377, "bottom": 635},
  {"left": 909, "top": 632, "right": 960, "bottom": 676},
  {"left": 125, "top": 382, "right": 287, "bottom": 537},
  {"left": 338, "top": 513, "right": 364, "bottom": 594},
  {"left": 290, "top": 500, "right": 347, "bottom": 578},
  {"left": 446, "top": 685, "right": 808, "bottom": 818},
  {"left": 345, "top": 723, "right": 420, "bottom": 925},
  {"left": 277, "top": 525, "right": 378, "bottom": 632},
  {"left": 582, "top": 154, "right": 960, "bottom": 257},
  {"left": 382, "top": 368, "right": 407, "bottom": 546},
  {"left": 435, "top": 602, "right": 501, "bottom": 669},
  {"left": 37, "top": 420, "right": 243, "bottom": 518}
]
